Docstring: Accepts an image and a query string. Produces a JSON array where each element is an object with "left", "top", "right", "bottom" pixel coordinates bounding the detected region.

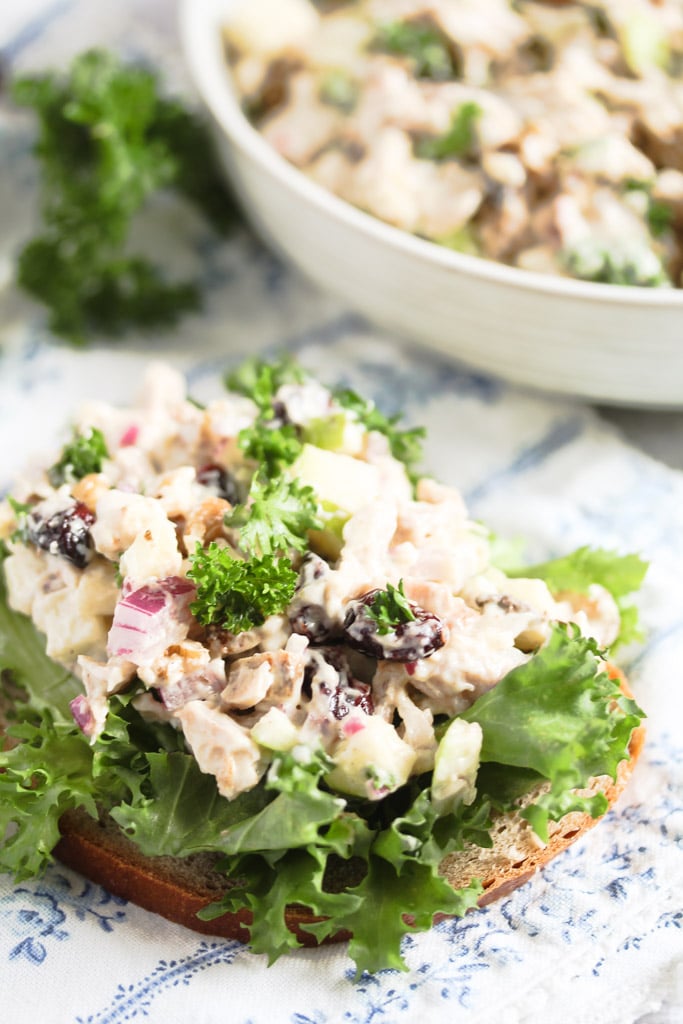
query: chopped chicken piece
[{"left": 177, "top": 700, "right": 264, "bottom": 800}]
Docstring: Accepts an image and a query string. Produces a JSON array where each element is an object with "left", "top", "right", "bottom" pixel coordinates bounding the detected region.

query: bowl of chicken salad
[{"left": 180, "top": 0, "right": 683, "bottom": 407}]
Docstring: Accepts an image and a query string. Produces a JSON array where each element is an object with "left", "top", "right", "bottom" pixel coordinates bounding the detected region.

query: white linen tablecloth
[{"left": 1, "top": 3, "right": 682, "bottom": 1022}]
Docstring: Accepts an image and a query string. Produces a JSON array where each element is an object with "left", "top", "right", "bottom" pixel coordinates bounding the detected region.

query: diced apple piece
[
  {"left": 326, "top": 715, "right": 416, "bottom": 799},
  {"left": 291, "top": 444, "right": 381, "bottom": 560},
  {"left": 303, "top": 412, "right": 365, "bottom": 456},
  {"left": 431, "top": 719, "right": 482, "bottom": 813},
  {"left": 290, "top": 444, "right": 380, "bottom": 515},
  {"left": 251, "top": 707, "right": 300, "bottom": 751}
]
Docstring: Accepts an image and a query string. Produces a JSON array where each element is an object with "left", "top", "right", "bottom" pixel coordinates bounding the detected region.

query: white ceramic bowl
[{"left": 180, "top": 0, "right": 683, "bottom": 407}]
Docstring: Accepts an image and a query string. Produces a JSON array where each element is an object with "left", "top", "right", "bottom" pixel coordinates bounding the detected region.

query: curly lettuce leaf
[
  {"left": 510, "top": 546, "right": 648, "bottom": 648},
  {"left": 112, "top": 749, "right": 346, "bottom": 859},
  {"left": 110, "top": 751, "right": 269, "bottom": 855},
  {"left": 0, "top": 710, "right": 98, "bottom": 880},
  {"left": 0, "top": 692, "right": 182, "bottom": 880},
  {"left": 304, "top": 789, "right": 484, "bottom": 976},
  {"left": 203, "top": 846, "right": 364, "bottom": 964},
  {"left": 202, "top": 785, "right": 484, "bottom": 977},
  {"left": 461, "top": 625, "right": 644, "bottom": 840},
  {"left": 328, "top": 858, "right": 481, "bottom": 978}
]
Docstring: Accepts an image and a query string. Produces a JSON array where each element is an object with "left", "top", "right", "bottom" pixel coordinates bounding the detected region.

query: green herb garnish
[
  {"left": 367, "top": 580, "right": 416, "bottom": 635},
  {"left": 565, "top": 244, "right": 670, "bottom": 287},
  {"left": 187, "top": 542, "right": 297, "bottom": 634},
  {"left": 373, "top": 20, "right": 460, "bottom": 80},
  {"left": 227, "top": 357, "right": 308, "bottom": 474},
  {"left": 7, "top": 498, "right": 31, "bottom": 544},
  {"left": 12, "top": 48, "right": 235, "bottom": 344},
  {"left": 238, "top": 422, "right": 303, "bottom": 476},
  {"left": 624, "top": 181, "right": 674, "bottom": 240},
  {"left": 226, "top": 474, "right": 321, "bottom": 557},
  {"left": 48, "top": 426, "right": 109, "bottom": 486},
  {"left": 647, "top": 199, "right": 674, "bottom": 238},
  {"left": 334, "top": 386, "right": 425, "bottom": 483},
  {"left": 415, "top": 101, "right": 482, "bottom": 161},
  {"left": 225, "top": 356, "right": 306, "bottom": 416}
]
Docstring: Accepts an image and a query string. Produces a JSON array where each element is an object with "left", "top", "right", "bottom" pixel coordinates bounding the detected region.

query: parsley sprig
[
  {"left": 225, "top": 357, "right": 306, "bottom": 416},
  {"left": 226, "top": 475, "right": 321, "bottom": 557},
  {"left": 415, "top": 102, "right": 482, "bottom": 161},
  {"left": 334, "top": 387, "right": 425, "bottom": 483},
  {"left": 48, "top": 426, "right": 109, "bottom": 486},
  {"left": 7, "top": 499, "right": 32, "bottom": 544},
  {"left": 187, "top": 543, "right": 297, "bottom": 634},
  {"left": 226, "top": 357, "right": 307, "bottom": 475},
  {"left": 13, "top": 49, "right": 235, "bottom": 344},
  {"left": 367, "top": 580, "right": 416, "bottom": 635},
  {"left": 189, "top": 358, "right": 325, "bottom": 634},
  {"left": 373, "top": 20, "right": 460, "bottom": 81},
  {"left": 238, "top": 422, "right": 303, "bottom": 477}
]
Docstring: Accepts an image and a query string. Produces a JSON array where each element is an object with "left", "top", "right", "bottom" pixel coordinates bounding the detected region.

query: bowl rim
[{"left": 180, "top": 0, "right": 683, "bottom": 310}]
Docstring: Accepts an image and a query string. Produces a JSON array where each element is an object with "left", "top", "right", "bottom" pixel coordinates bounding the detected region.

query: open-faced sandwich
[{"left": 0, "top": 358, "right": 646, "bottom": 976}]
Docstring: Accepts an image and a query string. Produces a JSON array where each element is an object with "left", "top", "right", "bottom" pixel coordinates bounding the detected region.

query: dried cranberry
[
  {"left": 28, "top": 501, "right": 95, "bottom": 569},
  {"left": 325, "top": 680, "right": 374, "bottom": 720},
  {"left": 343, "top": 591, "right": 445, "bottom": 662},
  {"left": 289, "top": 553, "right": 340, "bottom": 643},
  {"left": 304, "top": 647, "right": 373, "bottom": 720},
  {"left": 196, "top": 463, "right": 239, "bottom": 505}
]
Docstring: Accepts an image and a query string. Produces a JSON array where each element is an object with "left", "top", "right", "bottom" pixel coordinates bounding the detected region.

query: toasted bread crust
[
  {"left": 54, "top": 810, "right": 346, "bottom": 945},
  {"left": 53, "top": 709, "right": 645, "bottom": 948}
]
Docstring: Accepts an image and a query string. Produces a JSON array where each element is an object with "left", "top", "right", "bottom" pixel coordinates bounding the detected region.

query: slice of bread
[{"left": 52, "top": 718, "right": 644, "bottom": 947}]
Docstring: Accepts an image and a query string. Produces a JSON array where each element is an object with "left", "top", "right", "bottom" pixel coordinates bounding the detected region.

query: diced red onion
[
  {"left": 70, "top": 695, "right": 95, "bottom": 737},
  {"left": 107, "top": 575, "right": 196, "bottom": 665},
  {"left": 119, "top": 424, "right": 139, "bottom": 447},
  {"left": 342, "top": 718, "right": 365, "bottom": 737}
]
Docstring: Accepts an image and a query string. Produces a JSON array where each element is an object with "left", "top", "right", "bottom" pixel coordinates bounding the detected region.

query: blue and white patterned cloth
[{"left": 1, "top": 3, "right": 682, "bottom": 1022}]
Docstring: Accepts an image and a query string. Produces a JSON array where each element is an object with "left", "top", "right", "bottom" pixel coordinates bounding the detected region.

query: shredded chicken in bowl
[{"left": 225, "top": 0, "right": 683, "bottom": 288}]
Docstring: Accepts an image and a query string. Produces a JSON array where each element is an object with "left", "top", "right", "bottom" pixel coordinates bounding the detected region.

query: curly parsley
[
  {"left": 48, "top": 426, "right": 109, "bottom": 486},
  {"left": 187, "top": 542, "right": 297, "bottom": 634},
  {"left": 226, "top": 357, "right": 308, "bottom": 474},
  {"left": 367, "top": 580, "right": 416, "bottom": 635},
  {"left": 226, "top": 475, "right": 321, "bottom": 558},
  {"left": 334, "top": 387, "right": 425, "bottom": 483},
  {"left": 238, "top": 422, "right": 303, "bottom": 476},
  {"left": 225, "top": 356, "right": 306, "bottom": 416},
  {"left": 13, "top": 49, "right": 235, "bottom": 344}
]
